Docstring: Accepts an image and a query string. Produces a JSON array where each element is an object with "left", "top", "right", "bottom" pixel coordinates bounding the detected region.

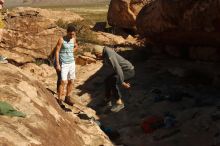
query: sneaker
[
  {"left": 106, "top": 101, "right": 112, "bottom": 107},
  {"left": 64, "top": 96, "right": 74, "bottom": 106},
  {"left": 110, "top": 104, "right": 125, "bottom": 112}
]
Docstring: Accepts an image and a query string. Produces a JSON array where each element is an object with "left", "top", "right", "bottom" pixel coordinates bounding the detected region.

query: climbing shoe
[{"left": 110, "top": 104, "right": 125, "bottom": 112}]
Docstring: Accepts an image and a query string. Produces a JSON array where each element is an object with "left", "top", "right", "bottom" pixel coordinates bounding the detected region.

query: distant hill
[{"left": 5, "top": 0, "right": 110, "bottom": 8}]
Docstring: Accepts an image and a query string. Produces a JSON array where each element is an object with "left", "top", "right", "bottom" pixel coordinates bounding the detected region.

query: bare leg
[
  {"left": 66, "top": 80, "right": 74, "bottom": 97},
  {"left": 64, "top": 80, "right": 74, "bottom": 106},
  {"left": 58, "top": 80, "right": 67, "bottom": 101},
  {"left": 116, "top": 98, "right": 124, "bottom": 105},
  {"left": 56, "top": 69, "right": 61, "bottom": 94}
]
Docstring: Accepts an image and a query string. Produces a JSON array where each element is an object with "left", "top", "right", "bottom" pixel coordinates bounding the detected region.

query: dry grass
[
  {"left": 49, "top": 4, "right": 108, "bottom": 24},
  {"left": 0, "top": 21, "right": 3, "bottom": 28},
  {"left": 0, "top": 12, "right": 4, "bottom": 28},
  {"left": 54, "top": 4, "right": 108, "bottom": 45}
]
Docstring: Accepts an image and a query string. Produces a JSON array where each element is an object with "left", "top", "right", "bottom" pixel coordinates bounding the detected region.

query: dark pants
[{"left": 105, "top": 69, "right": 135, "bottom": 100}]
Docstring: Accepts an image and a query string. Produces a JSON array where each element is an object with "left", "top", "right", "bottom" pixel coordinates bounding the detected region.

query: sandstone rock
[
  {"left": 6, "top": 12, "right": 19, "bottom": 18},
  {"left": 0, "top": 47, "right": 34, "bottom": 63},
  {"left": 76, "top": 55, "right": 96, "bottom": 66},
  {"left": 137, "top": 0, "right": 220, "bottom": 46},
  {"left": 13, "top": 7, "right": 83, "bottom": 23},
  {"left": 107, "top": 0, "right": 153, "bottom": 30},
  {"left": 20, "top": 63, "right": 58, "bottom": 91},
  {"left": 0, "top": 8, "right": 66, "bottom": 64},
  {"left": 130, "top": 0, "right": 154, "bottom": 15},
  {"left": 0, "top": 63, "right": 113, "bottom": 146},
  {"left": 83, "top": 52, "right": 96, "bottom": 58},
  {"left": 125, "top": 34, "right": 143, "bottom": 46},
  {"left": 96, "top": 31, "right": 126, "bottom": 45},
  {"left": 78, "top": 43, "right": 96, "bottom": 53},
  {"left": 108, "top": 0, "right": 136, "bottom": 29},
  {"left": 75, "top": 52, "right": 97, "bottom": 66},
  {"left": 21, "top": 63, "right": 55, "bottom": 78}
]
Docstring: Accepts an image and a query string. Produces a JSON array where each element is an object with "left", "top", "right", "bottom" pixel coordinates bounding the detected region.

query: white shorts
[{"left": 61, "top": 62, "right": 75, "bottom": 81}]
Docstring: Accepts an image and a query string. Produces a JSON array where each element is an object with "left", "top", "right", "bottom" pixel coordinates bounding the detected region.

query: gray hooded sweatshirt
[{"left": 103, "top": 47, "right": 134, "bottom": 84}]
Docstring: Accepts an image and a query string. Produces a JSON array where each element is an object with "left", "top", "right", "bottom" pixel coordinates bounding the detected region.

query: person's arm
[
  {"left": 109, "top": 55, "right": 124, "bottom": 84},
  {"left": 55, "top": 37, "right": 63, "bottom": 71},
  {"left": 73, "top": 37, "right": 78, "bottom": 53},
  {"left": 105, "top": 47, "right": 130, "bottom": 88},
  {"left": 109, "top": 55, "right": 131, "bottom": 88}
]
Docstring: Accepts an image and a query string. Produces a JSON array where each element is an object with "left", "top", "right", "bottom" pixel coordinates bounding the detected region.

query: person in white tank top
[{"left": 55, "top": 25, "right": 78, "bottom": 107}]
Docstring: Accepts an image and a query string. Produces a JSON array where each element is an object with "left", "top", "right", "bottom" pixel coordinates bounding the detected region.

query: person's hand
[
  {"left": 122, "top": 82, "right": 131, "bottom": 89},
  {"left": 56, "top": 65, "right": 61, "bottom": 71},
  {"left": 74, "top": 43, "right": 78, "bottom": 53}
]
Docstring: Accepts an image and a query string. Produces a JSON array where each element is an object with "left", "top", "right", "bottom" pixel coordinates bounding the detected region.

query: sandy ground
[
  {"left": 63, "top": 53, "right": 220, "bottom": 146},
  {"left": 38, "top": 47, "right": 220, "bottom": 146}
]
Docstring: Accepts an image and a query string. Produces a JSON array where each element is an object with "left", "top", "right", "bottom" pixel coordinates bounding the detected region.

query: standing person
[
  {"left": 93, "top": 46, "right": 135, "bottom": 112},
  {"left": 55, "top": 25, "right": 78, "bottom": 106}
]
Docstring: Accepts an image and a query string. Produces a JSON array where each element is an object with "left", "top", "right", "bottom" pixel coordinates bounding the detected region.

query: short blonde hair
[{"left": 93, "top": 45, "right": 104, "bottom": 54}]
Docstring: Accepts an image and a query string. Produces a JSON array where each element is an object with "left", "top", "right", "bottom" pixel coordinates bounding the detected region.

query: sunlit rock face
[
  {"left": 0, "top": 63, "right": 113, "bottom": 146},
  {"left": 0, "top": 7, "right": 83, "bottom": 64},
  {"left": 107, "top": 0, "right": 154, "bottom": 30}
]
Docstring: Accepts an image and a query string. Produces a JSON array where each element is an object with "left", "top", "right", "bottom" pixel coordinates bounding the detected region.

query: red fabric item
[{"left": 141, "top": 116, "right": 163, "bottom": 134}]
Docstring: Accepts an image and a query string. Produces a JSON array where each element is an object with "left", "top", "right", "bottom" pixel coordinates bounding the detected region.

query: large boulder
[
  {"left": 107, "top": 0, "right": 153, "bottom": 30},
  {"left": 94, "top": 31, "right": 142, "bottom": 46},
  {"left": 0, "top": 63, "right": 113, "bottom": 146},
  {"left": 0, "top": 7, "right": 82, "bottom": 64},
  {"left": 136, "top": 0, "right": 220, "bottom": 46}
]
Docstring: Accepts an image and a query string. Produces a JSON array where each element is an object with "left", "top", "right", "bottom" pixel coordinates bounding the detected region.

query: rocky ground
[
  {"left": 1, "top": 3, "right": 220, "bottom": 146},
  {"left": 0, "top": 63, "right": 113, "bottom": 146},
  {"left": 23, "top": 49, "right": 220, "bottom": 146},
  {"left": 74, "top": 54, "right": 220, "bottom": 146}
]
